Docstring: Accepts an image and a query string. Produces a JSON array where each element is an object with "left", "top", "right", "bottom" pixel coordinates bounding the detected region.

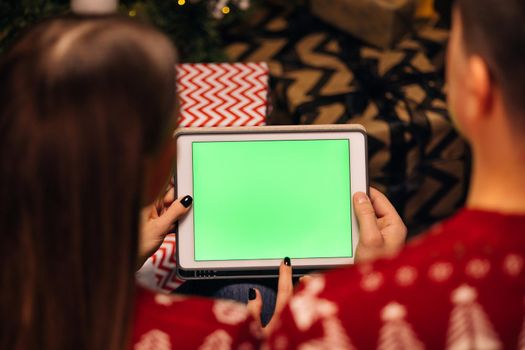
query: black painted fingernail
[
  {"left": 248, "top": 288, "right": 256, "bottom": 300},
  {"left": 180, "top": 195, "right": 193, "bottom": 208},
  {"left": 284, "top": 257, "right": 291, "bottom": 266}
]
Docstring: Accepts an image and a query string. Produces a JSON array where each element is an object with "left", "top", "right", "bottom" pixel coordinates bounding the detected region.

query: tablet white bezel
[{"left": 175, "top": 126, "right": 368, "bottom": 271}]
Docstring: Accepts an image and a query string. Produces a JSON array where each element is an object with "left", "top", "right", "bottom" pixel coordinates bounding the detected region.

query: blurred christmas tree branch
[
  {"left": 0, "top": 0, "right": 70, "bottom": 53},
  {"left": 0, "top": 0, "right": 260, "bottom": 62}
]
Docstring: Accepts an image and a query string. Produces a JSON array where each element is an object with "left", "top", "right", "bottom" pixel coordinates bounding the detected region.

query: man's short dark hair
[{"left": 458, "top": 0, "right": 525, "bottom": 120}]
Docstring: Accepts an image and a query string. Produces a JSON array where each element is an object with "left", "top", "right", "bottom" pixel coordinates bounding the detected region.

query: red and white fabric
[
  {"left": 137, "top": 62, "right": 269, "bottom": 293},
  {"left": 267, "top": 209, "right": 525, "bottom": 349},
  {"left": 131, "top": 285, "right": 261, "bottom": 349}
]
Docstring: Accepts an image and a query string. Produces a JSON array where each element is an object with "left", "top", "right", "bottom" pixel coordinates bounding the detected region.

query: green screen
[{"left": 192, "top": 139, "right": 352, "bottom": 261}]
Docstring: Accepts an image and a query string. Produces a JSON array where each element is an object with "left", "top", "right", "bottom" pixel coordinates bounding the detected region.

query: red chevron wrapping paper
[
  {"left": 176, "top": 62, "right": 268, "bottom": 127},
  {"left": 136, "top": 235, "right": 185, "bottom": 293}
]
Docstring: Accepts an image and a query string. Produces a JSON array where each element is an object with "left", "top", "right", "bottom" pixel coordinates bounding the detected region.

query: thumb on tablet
[
  {"left": 353, "top": 192, "right": 383, "bottom": 262},
  {"left": 354, "top": 192, "right": 383, "bottom": 246},
  {"left": 156, "top": 195, "right": 193, "bottom": 231}
]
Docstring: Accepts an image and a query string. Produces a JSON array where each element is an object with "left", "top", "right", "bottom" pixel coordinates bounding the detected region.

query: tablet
[{"left": 175, "top": 125, "right": 368, "bottom": 279}]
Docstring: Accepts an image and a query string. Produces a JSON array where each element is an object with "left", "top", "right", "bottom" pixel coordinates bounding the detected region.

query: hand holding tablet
[{"left": 175, "top": 125, "right": 368, "bottom": 279}]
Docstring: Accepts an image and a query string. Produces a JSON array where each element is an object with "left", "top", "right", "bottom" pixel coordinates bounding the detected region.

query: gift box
[
  {"left": 223, "top": 5, "right": 468, "bottom": 233},
  {"left": 176, "top": 62, "right": 269, "bottom": 127},
  {"left": 310, "top": 0, "right": 417, "bottom": 48}
]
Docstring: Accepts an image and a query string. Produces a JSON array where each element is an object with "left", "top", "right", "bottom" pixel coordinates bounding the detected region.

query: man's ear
[{"left": 464, "top": 55, "right": 493, "bottom": 123}]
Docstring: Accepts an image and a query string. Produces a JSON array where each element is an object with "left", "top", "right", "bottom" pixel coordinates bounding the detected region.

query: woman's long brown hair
[{"left": 0, "top": 16, "right": 177, "bottom": 350}]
